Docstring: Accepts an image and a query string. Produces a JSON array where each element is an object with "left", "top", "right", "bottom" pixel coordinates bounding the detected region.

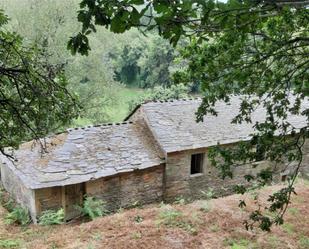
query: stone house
[{"left": 0, "top": 96, "right": 308, "bottom": 222}]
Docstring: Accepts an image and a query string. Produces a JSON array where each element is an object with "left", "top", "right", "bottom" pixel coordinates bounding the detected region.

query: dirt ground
[{"left": 0, "top": 181, "right": 309, "bottom": 249}]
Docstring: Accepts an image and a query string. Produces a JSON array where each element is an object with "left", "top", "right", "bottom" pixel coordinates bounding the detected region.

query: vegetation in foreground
[{"left": 0, "top": 181, "right": 308, "bottom": 249}]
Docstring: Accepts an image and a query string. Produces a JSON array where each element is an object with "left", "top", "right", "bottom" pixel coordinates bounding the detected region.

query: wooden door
[{"left": 63, "top": 183, "right": 84, "bottom": 221}]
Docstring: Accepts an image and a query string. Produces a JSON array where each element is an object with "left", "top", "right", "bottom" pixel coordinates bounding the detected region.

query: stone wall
[
  {"left": 0, "top": 162, "right": 37, "bottom": 222},
  {"left": 34, "top": 187, "right": 62, "bottom": 216},
  {"left": 86, "top": 165, "right": 164, "bottom": 211},
  {"left": 164, "top": 144, "right": 309, "bottom": 201}
]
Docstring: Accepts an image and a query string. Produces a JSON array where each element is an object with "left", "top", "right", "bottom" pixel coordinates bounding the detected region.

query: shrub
[
  {"left": 3, "top": 198, "right": 15, "bottom": 212},
  {"left": 5, "top": 206, "right": 30, "bottom": 226},
  {"left": 78, "top": 196, "right": 108, "bottom": 220},
  {"left": 38, "top": 209, "right": 64, "bottom": 225}
]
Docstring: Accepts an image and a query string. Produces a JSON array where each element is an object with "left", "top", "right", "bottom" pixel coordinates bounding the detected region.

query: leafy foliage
[
  {"left": 72, "top": 0, "right": 309, "bottom": 231},
  {"left": 5, "top": 206, "right": 30, "bottom": 226},
  {"left": 110, "top": 35, "right": 176, "bottom": 88},
  {"left": 38, "top": 209, "right": 64, "bottom": 225},
  {"left": 0, "top": 0, "right": 123, "bottom": 125},
  {"left": 128, "top": 83, "right": 189, "bottom": 111},
  {"left": 78, "top": 196, "right": 109, "bottom": 220},
  {"left": 0, "top": 9, "right": 78, "bottom": 154}
]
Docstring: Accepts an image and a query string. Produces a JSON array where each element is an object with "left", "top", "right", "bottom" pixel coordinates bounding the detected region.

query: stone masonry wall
[
  {"left": 164, "top": 144, "right": 309, "bottom": 201},
  {"left": 34, "top": 187, "right": 63, "bottom": 216},
  {"left": 0, "top": 162, "right": 37, "bottom": 222},
  {"left": 86, "top": 165, "right": 164, "bottom": 211}
]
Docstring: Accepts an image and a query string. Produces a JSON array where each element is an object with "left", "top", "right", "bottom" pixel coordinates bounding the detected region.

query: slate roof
[
  {"left": 140, "top": 96, "right": 308, "bottom": 153},
  {"left": 0, "top": 121, "right": 164, "bottom": 189}
]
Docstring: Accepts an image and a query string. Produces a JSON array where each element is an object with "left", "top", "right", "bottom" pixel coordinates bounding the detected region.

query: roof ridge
[
  {"left": 67, "top": 121, "right": 134, "bottom": 132},
  {"left": 143, "top": 97, "right": 202, "bottom": 105}
]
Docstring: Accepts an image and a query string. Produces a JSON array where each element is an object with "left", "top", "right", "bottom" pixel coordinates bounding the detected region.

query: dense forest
[{"left": 0, "top": 0, "right": 190, "bottom": 126}]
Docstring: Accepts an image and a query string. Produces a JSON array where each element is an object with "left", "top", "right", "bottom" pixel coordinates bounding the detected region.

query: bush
[
  {"left": 5, "top": 206, "right": 30, "bottom": 226},
  {"left": 78, "top": 196, "right": 109, "bottom": 220},
  {"left": 38, "top": 209, "right": 64, "bottom": 225}
]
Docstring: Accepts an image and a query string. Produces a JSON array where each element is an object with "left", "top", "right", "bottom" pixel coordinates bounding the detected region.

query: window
[
  {"left": 281, "top": 175, "right": 287, "bottom": 182},
  {"left": 191, "top": 153, "right": 204, "bottom": 175}
]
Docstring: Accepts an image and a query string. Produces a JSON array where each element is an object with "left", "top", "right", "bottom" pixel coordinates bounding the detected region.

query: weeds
[
  {"left": 157, "top": 205, "right": 197, "bottom": 235},
  {"left": 0, "top": 188, "right": 15, "bottom": 212},
  {"left": 173, "top": 197, "right": 186, "bottom": 205},
  {"left": 131, "top": 232, "right": 142, "bottom": 239},
  {"left": 129, "top": 200, "right": 143, "bottom": 209},
  {"left": 223, "top": 238, "right": 256, "bottom": 249},
  {"left": 78, "top": 196, "right": 108, "bottom": 220},
  {"left": 38, "top": 209, "right": 64, "bottom": 225},
  {"left": 134, "top": 215, "right": 143, "bottom": 223},
  {"left": 5, "top": 206, "right": 30, "bottom": 226},
  {"left": 288, "top": 207, "right": 299, "bottom": 216},
  {"left": 299, "top": 236, "right": 309, "bottom": 249},
  {"left": 200, "top": 187, "right": 215, "bottom": 199},
  {"left": 199, "top": 200, "right": 211, "bottom": 213},
  {"left": 282, "top": 223, "right": 295, "bottom": 235},
  {"left": 0, "top": 239, "right": 20, "bottom": 248},
  {"left": 267, "top": 235, "right": 282, "bottom": 249},
  {"left": 209, "top": 224, "right": 220, "bottom": 232},
  {"left": 91, "top": 233, "right": 102, "bottom": 241}
]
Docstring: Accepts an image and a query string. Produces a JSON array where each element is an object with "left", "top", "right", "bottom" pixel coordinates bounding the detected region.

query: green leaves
[
  {"left": 68, "top": 33, "right": 90, "bottom": 56},
  {"left": 0, "top": 10, "right": 78, "bottom": 152},
  {"left": 129, "top": 0, "right": 145, "bottom": 4}
]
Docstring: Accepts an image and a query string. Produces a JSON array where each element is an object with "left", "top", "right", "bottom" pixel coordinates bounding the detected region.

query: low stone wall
[
  {"left": 0, "top": 162, "right": 36, "bottom": 222},
  {"left": 86, "top": 165, "right": 165, "bottom": 211}
]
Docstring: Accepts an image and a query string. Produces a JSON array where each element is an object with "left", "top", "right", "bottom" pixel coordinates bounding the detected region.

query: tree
[
  {"left": 128, "top": 83, "right": 189, "bottom": 111},
  {"left": 69, "top": 0, "right": 308, "bottom": 231},
  {"left": 110, "top": 34, "right": 176, "bottom": 88},
  {"left": 0, "top": 10, "right": 78, "bottom": 156},
  {"left": 1, "top": 0, "right": 125, "bottom": 124}
]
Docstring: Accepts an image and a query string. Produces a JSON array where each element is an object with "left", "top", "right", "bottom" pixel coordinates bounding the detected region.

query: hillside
[{"left": 0, "top": 181, "right": 308, "bottom": 249}]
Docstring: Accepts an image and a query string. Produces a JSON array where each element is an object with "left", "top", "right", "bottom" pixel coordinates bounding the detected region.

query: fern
[
  {"left": 5, "top": 206, "right": 30, "bottom": 226},
  {"left": 78, "top": 196, "right": 109, "bottom": 220},
  {"left": 38, "top": 209, "right": 64, "bottom": 225}
]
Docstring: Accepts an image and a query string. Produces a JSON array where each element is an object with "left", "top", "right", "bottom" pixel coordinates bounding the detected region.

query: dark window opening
[
  {"left": 281, "top": 175, "right": 287, "bottom": 182},
  {"left": 191, "top": 153, "right": 204, "bottom": 175}
]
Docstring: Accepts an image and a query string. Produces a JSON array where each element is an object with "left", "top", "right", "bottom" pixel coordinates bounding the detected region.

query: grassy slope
[
  {"left": 1, "top": 181, "right": 309, "bottom": 249},
  {"left": 106, "top": 86, "right": 145, "bottom": 122}
]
